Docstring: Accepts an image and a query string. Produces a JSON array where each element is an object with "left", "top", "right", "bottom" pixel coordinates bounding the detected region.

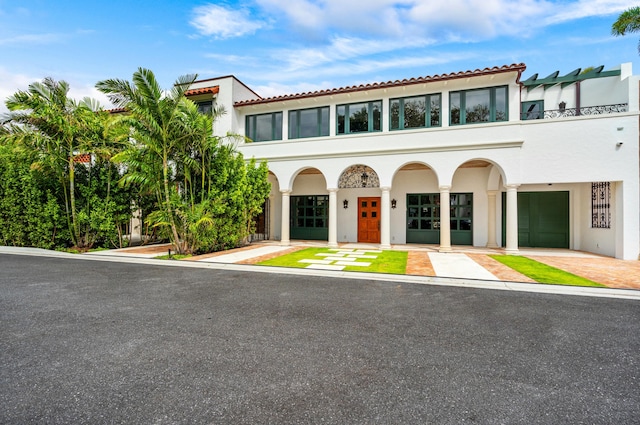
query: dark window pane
[
  {"left": 408, "top": 219, "right": 419, "bottom": 229},
  {"left": 421, "top": 219, "right": 430, "bottom": 229},
  {"left": 316, "top": 218, "right": 325, "bottom": 227},
  {"left": 337, "top": 105, "right": 346, "bottom": 134},
  {"left": 450, "top": 92, "right": 461, "bottom": 125},
  {"left": 288, "top": 111, "right": 297, "bottom": 139},
  {"left": 362, "top": 212, "right": 367, "bottom": 218},
  {"left": 430, "top": 95, "right": 441, "bottom": 126},
  {"left": 372, "top": 201, "right": 377, "bottom": 207},
  {"left": 465, "top": 89, "right": 490, "bottom": 123},
  {"left": 404, "top": 96, "right": 426, "bottom": 128},
  {"left": 320, "top": 107, "right": 329, "bottom": 136},
  {"left": 362, "top": 201, "right": 367, "bottom": 207},
  {"left": 372, "top": 101, "right": 381, "bottom": 131},
  {"left": 296, "top": 207, "right": 305, "bottom": 216},
  {"left": 408, "top": 195, "right": 419, "bottom": 205},
  {"left": 306, "top": 208, "right": 314, "bottom": 216},
  {"left": 495, "top": 87, "right": 507, "bottom": 122},
  {"left": 297, "top": 218, "right": 305, "bottom": 227},
  {"left": 299, "top": 109, "right": 318, "bottom": 138},
  {"left": 274, "top": 113, "right": 282, "bottom": 139},
  {"left": 349, "top": 103, "right": 368, "bottom": 133},
  {"left": 371, "top": 211, "right": 377, "bottom": 218},
  {"left": 390, "top": 99, "right": 400, "bottom": 130},
  {"left": 460, "top": 219, "right": 472, "bottom": 230},
  {"left": 408, "top": 207, "right": 418, "bottom": 217},
  {"left": 450, "top": 220, "right": 458, "bottom": 230},
  {"left": 306, "top": 218, "right": 314, "bottom": 227}
]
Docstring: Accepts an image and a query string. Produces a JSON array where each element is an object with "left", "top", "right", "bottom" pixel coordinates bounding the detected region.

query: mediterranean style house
[{"left": 184, "top": 63, "right": 640, "bottom": 260}]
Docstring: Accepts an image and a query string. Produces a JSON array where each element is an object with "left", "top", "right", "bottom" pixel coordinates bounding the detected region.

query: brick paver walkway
[{"left": 528, "top": 256, "right": 640, "bottom": 289}]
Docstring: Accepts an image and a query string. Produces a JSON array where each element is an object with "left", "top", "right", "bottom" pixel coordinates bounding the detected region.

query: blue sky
[{"left": 1, "top": 0, "right": 638, "bottom": 112}]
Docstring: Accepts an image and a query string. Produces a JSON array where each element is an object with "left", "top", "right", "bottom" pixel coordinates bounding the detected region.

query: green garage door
[
  {"left": 502, "top": 191, "right": 569, "bottom": 248},
  {"left": 290, "top": 195, "right": 329, "bottom": 241}
]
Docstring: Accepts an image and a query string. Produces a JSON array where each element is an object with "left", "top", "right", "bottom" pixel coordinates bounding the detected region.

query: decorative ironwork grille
[
  {"left": 544, "top": 103, "right": 628, "bottom": 119},
  {"left": 591, "top": 182, "right": 611, "bottom": 229},
  {"left": 338, "top": 165, "right": 380, "bottom": 188}
]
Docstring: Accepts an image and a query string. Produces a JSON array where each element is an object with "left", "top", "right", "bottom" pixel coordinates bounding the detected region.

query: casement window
[
  {"left": 337, "top": 101, "right": 382, "bottom": 134},
  {"left": 390, "top": 94, "right": 441, "bottom": 130},
  {"left": 450, "top": 86, "right": 508, "bottom": 125},
  {"left": 521, "top": 100, "right": 544, "bottom": 120},
  {"left": 289, "top": 107, "right": 330, "bottom": 139},
  {"left": 245, "top": 112, "right": 283, "bottom": 142}
]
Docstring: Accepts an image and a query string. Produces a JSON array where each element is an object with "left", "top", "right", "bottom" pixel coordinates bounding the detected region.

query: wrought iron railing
[
  {"left": 521, "top": 103, "right": 629, "bottom": 120},
  {"left": 543, "top": 103, "right": 628, "bottom": 119}
]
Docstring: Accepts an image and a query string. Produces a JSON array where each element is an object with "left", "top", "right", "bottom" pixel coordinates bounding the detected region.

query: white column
[
  {"left": 505, "top": 184, "right": 519, "bottom": 254},
  {"left": 380, "top": 186, "right": 391, "bottom": 249},
  {"left": 328, "top": 188, "right": 338, "bottom": 248},
  {"left": 439, "top": 186, "right": 452, "bottom": 252},
  {"left": 486, "top": 190, "right": 498, "bottom": 248},
  {"left": 280, "top": 189, "right": 291, "bottom": 246}
]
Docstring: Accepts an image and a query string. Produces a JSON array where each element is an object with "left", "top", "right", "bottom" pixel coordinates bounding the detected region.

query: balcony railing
[{"left": 521, "top": 103, "right": 629, "bottom": 120}]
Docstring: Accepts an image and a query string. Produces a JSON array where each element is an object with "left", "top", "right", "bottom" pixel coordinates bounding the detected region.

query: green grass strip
[
  {"left": 490, "top": 255, "right": 605, "bottom": 287},
  {"left": 258, "top": 247, "right": 407, "bottom": 274}
]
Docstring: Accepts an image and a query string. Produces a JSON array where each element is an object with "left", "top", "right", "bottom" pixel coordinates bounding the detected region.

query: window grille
[{"left": 591, "top": 182, "right": 611, "bottom": 228}]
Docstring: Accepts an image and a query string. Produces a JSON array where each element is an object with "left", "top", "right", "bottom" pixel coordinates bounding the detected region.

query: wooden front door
[{"left": 358, "top": 197, "right": 381, "bottom": 243}]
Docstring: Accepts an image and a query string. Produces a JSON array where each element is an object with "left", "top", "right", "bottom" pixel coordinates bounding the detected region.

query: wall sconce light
[
  {"left": 361, "top": 172, "right": 368, "bottom": 187},
  {"left": 343, "top": 199, "right": 349, "bottom": 209},
  {"left": 391, "top": 199, "right": 397, "bottom": 209},
  {"left": 559, "top": 101, "right": 566, "bottom": 112}
]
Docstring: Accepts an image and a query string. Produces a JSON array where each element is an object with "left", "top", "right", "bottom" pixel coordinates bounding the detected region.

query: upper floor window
[
  {"left": 390, "top": 94, "right": 441, "bottom": 130},
  {"left": 521, "top": 100, "right": 543, "bottom": 120},
  {"left": 289, "top": 107, "right": 330, "bottom": 139},
  {"left": 196, "top": 100, "right": 213, "bottom": 115},
  {"left": 246, "top": 112, "right": 283, "bottom": 142},
  {"left": 337, "top": 101, "right": 382, "bottom": 134},
  {"left": 450, "top": 86, "right": 508, "bottom": 125}
]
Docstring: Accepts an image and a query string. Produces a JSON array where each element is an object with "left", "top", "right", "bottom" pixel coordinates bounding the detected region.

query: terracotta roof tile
[
  {"left": 185, "top": 86, "right": 220, "bottom": 97},
  {"left": 234, "top": 63, "right": 526, "bottom": 106}
]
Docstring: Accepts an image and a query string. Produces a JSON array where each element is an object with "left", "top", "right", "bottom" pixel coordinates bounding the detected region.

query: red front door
[{"left": 358, "top": 197, "right": 381, "bottom": 243}]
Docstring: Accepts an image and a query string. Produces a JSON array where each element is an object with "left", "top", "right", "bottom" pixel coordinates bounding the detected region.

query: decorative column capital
[
  {"left": 505, "top": 184, "right": 520, "bottom": 191},
  {"left": 380, "top": 186, "right": 391, "bottom": 193},
  {"left": 439, "top": 185, "right": 451, "bottom": 192},
  {"left": 327, "top": 188, "right": 338, "bottom": 193},
  {"left": 280, "top": 189, "right": 292, "bottom": 195}
]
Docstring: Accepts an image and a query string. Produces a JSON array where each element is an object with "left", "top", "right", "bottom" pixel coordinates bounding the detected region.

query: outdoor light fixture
[
  {"left": 361, "top": 172, "right": 368, "bottom": 187},
  {"left": 559, "top": 101, "right": 566, "bottom": 112},
  {"left": 391, "top": 199, "right": 397, "bottom": 209},
  {"left": 343, "top": 199, "right": 349, "bottom": 209}
]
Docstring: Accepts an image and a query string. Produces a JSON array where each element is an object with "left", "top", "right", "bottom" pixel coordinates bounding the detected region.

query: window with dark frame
[
  {"left": 337, "top": 101, "right": 382, "bottom": 134},
  {"left": 289, "top": 107, "right": 330, "bottom": 139},
  {"left": 245, "top": 112, "right": 283, "bottom": 142},
  {"left": 390, "top": 94, "right": 441, "bottom": 130},
  {"left": 450, "top": 86, "right": 508, "bottom": 125}
]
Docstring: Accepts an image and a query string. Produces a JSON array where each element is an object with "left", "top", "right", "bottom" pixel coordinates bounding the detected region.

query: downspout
[{"left": 575, "top": 81, "right": 581, "bottom": 116}]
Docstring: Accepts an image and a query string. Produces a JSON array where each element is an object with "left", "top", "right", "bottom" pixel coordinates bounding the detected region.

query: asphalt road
[{"left": 1, "top": 254, "right": 639, "bottom": 424}]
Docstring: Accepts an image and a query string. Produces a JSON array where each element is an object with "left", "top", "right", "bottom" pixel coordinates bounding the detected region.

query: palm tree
[
  {"left": 612, "top": 6, "right": 640, "bottom": 54},
  {"left": 96, "top": 68, "right": 198, "bottom": 253},
  {"left": 3, "top": 78, "right": 101, "bottom": 248}
]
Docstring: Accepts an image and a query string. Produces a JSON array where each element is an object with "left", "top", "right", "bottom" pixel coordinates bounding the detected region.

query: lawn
[
  {"left": 490, "top": 255, "right": 605, "bottom": 287},
  {"left": 258, "top": 247, "right": 408, "bottom": 274}
]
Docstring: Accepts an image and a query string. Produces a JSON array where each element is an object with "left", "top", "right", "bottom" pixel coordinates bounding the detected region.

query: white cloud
[
  {"left": 0, "top": 32, "right": 66, "bottom": 45},
  {"left": 190, "top": 4, "right": 264, "bottom": 39},
  {"left": 0, "top": 68, "right": 114, "bottom": 114}
]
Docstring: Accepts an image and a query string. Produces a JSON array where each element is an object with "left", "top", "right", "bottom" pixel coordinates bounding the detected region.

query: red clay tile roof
[
  {"left": 74, "top": 153, "right": 91, "bottom": 163},
  {"left": 185, "top": 86, "right": 220, "bottom": 97},
  {"left": 234, "top": 63, "right": 526, "bottom": 106}
]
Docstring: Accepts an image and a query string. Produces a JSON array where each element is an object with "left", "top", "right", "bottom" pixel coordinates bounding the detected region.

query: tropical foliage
[
  {"left": 1, "top": 69, "right": 271, "bottom": 254},
  {"left": 96, "top": 68, "right": 270, "bottom": 254},
  {"left": 612, "top": 6, "right": 640, "bottom": 54}
]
